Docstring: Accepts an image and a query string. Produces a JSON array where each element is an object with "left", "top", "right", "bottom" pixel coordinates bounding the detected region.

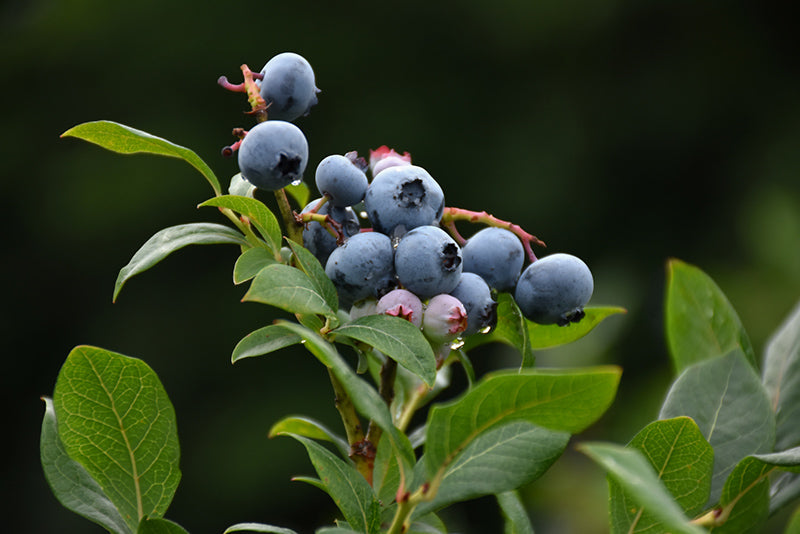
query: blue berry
[
  {"left": 315, "top": 154, "right": 369, "bottom": 207},
  {"left": 514, "top": 253, "right": 593, "bottom": 326},
  {"left": 237, "top": 120, "right": 308, "bottom": 191},
  {"left": 422, "top": 294, "right": 467, "bottom": 345},
  {"left": 301, "top": 198, "right": 361, "bottom": 266},
  {"left": 376, "top": 289, "right": 424, "bottom": 328},
  {"left": 258, "top": 52, "right": 320, "bottom": 121},
  {"left": 394, "top": 225, "right": 462, "bottom": 299},
  {"left": 325, "top": 232, "right": 397, "bottom": 308},
  {"left": 363, "top": 165, "right": 445, "bottom": 238},
  {"left": 462, "top": 227, "right": 524, "bottom": 292},
  {"left": 449, "top": 272, "right": 497, "bottom": 337}
]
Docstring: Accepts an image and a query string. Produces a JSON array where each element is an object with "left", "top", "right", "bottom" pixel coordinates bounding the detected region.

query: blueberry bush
[{"left": 40, "top": 53, "right": 800, "bottom": 533}]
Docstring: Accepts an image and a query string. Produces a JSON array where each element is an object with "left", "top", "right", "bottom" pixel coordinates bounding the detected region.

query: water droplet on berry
[{"left": 290, "top": 179, "right": 303, "bottom": 186}]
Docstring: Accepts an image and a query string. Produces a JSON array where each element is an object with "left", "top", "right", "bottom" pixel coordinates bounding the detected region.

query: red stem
[{"left": 441, "top": 207, "right": 545, "bottom": 263}]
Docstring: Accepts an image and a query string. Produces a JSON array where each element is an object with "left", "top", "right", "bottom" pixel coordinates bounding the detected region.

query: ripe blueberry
[
  {"left": 301, "top": 198, "right": 361, "bottom": 266},
  {"left": 325, "top": 232, "right": 397, "bottom": 308},
  {"left": 258, "top": 52, "right": 320, "bottom": 121},
  {"left": 462, "top": 227, "right": 524, "bottom": 292},
  {"left": 315, "top": 154, "right": 369, "bottom": 207},
  {"left": 237, "top": 120, "right": 308, "bottom": 191},
  {"left": 449, "top": 272, "right": 497, "bottom": 337},
  {"left": 394, "top": 225, "right": 462, "bottom": 299},
  {"left": 514, "top": 253, "right": 594, "bottom": 326}
]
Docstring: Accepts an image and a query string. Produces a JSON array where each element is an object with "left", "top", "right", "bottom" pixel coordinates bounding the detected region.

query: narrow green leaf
[
  {"left": 231, "top": 324, "right": 303, "bottom": 364},
  {"left": 137, "top": 518, "right": 190, "bottom": 534},
  {"left": 580, "top": 442, "right": 705, "bottom": 534},
  {"left": 285, "top": 181, "right": 310, "bottom": 209},
  {"left": 372, "top": 430, "right": 402, "bottom": 507},
  {"left": 269, "top": 415, "right": 349, "bottom": 459},
  {"left": 53, "top": 346, "right": 181, "bottom": 533},
  {"left": 234, "top": 247, "right": 279, "bottom": 285},
  {"left": 609, "top": 417, "right": 714, "bottom": 533},
  {"left": 497, "top": 490, "right": 535, "bottom": 534},
  {"left": 287, "top": 434, "right": 381, "bottom": 534},
  {"left": 526, "top": 306, "right": 626, "bottom": 349},
  {"left": 224, "top": 523, "right": 298, "bottom": 534},
  {"left": 114, "top": 223, "right": 248, "bottom": 301},
  {"left": 763, "top": 300, "right": 800, "bottom": 451},
  {"left": 424, "top": 366, "right": 621, "bottom": 476},
  {"left": 333, "top": 314, "right": 436, "bottom": 387},
  {"left": 660, "top": 350, "right": 775, "bottom": 505},
  {"left": 62, "top": 120, "right": 221, "bottom": 195},
  {"left": 285, "top": 240, "right": 339, "bottom": 313},
  {"left": 418, "top": 421, "right": 568, "bottom": 516},
  {"left": 665, "top": 259, "right": 756, "bottom": 373},
  {"left": 40, "top": 397, "right": 132, "bottom": 534},
  {"left": 200, "top": 195, "right": 282, "bottom": 252},
  {"left": 243, "top": 264, "right": 336, "bottom": 318},
  {"left": 315, "top": 528, "right": 361, "bottom": 534},
  {"left": 785, "top": 506, "right": 800, "bottom": 534}
]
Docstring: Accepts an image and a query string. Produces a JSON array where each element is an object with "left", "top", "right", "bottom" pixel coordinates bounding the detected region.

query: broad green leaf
[
  {"left": 114, "top": 223, "right": 248, "bottom": 301},
  {"left": 231, "top": 324, "right": 303, "bottom": 364},
  {"left": 53, "top": 346, "right": 181, "bottom": 533},
  {"left": 286, "top": 240, "right": 339, "bottom": 313},
  {"left": 372, "top": 429, "right": 402, "bottom": 506},
  {"left": 772, "top": 472, "right": 800, "bottom": 515},
  {"left": 224, "top": 523, "right": 298, "bottom": 534},
  {"left": 40, "top": 397, "right": 132, "bottom": 534},
  {"left": 287, "top": 434, "right": 381, "bottom": 534},
  {"left": 610, "top": 417, "right": 714, "bottom": 533},
  {"left": 200, "top": 195, "right": 282, "bottom": 252},
  {"left": 497, "top": 490, "right": 535, "bottom": 534},
  {"left": 424, "top": 366, "right": 621, "bottom": 476},
  {"left": 229, "top": 173, "right": 256, "bottom": 198},
  {"left": 234, "top": 247, "right": 279, "bottom": 285},
  {"left": 243, "top": 264, "right": 336, "bottom": 319},
  {"left": 408, "top": 514, "right": 447, "bottom": 534},
  {"left": 660, "top": 350, "right": 775, "bottom": 505},
  {"left": 786, "top": 506, "right": 800, "bottom": 534},
  {"left": 333, "top": 314, "right": 436, "bottom": 387},
  {"left": 137, "top": 518, "right": 190, "bottom": 534},
  {"left": 526, "top": 306, "right": 626, "bottom": 349},
  {"left": 274, "top": 321, "right": 416, "bottom": 471},
  {"left": 711, "top": 448, "right": 800, "bottom": 533},
  {"left": 315, "top": 528, "right": 361, "bottom": 534},
  {"left": 269, "top": 415, "right": 349, "bottom": 459},
  {"left": 285, "top": 181, "right": 310, "bottom": 209},
  {"left": 62, "top": 120, "right": 221, "bottom": 195},
  {"left": 763, "top": 300, "right": 800, "bottom": 450},
  {"left": 665, "top": 259, "right": 756, "bottom": 373},
  {"left": 416, "top": 421, "right": 568, "bottom": 517},
  {"left": 580, "top": 442, "right": 705, "bottom": 534}
]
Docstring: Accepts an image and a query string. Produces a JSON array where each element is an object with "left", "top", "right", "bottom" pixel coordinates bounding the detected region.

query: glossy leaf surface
[
  {"left": 763, "top": 300, "right": 800, "bottom": 451},
  {"left": 243, "top": 264, "right": 337, "bottom": 319},
  {"left": 200, "top": 195, "right": 282, "bottom": 252}
]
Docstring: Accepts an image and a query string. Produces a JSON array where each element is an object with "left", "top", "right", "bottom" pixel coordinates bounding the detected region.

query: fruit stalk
[{"left": 441, "top": 207, "right": 545, "bottom": 263}]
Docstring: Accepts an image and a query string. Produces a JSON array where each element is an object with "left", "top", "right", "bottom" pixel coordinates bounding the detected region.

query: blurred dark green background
[{"left": 5, "top": 1, "right": 799, "bottom": 532}]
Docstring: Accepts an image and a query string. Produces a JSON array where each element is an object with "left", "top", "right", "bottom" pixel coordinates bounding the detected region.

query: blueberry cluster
[{"left": 233, "top": 52, "right": 594, "bottom": 347}]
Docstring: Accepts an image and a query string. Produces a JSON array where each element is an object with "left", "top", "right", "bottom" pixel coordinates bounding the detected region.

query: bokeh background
[{"left": 4, "top": 1, "right": 800, "bottom": 532}]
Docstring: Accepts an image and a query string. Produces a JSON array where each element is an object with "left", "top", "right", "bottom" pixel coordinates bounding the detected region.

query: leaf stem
[
  {"left": 365, "top": 357, "right": 398, "bottom": 449},
  {"left": 274, "top": 188, "right": 303, "bottom": 244},
  {"left": 327, "top": 369, "right": 373, "bottom": 483}
]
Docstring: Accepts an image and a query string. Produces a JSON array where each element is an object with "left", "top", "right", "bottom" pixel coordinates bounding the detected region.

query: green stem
[
  {"left": 327, "top": 369, "right": 373, "bottom": 483},
  {"left": 275, "top": 188, "right": 303, "bottom": 244},
  {"left": 365, "top": 357, "right": 398, "bottom": 449}
]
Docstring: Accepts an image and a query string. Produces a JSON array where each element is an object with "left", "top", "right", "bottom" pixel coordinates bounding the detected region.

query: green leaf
[
  {"left": 285, "top": 181, "right": 310, "bottom": 209},
  {"left": 269, "top": 415, "right": 349, "bottom": 459},
  {"left": 243, "top": 264, "right": 337, "bottom": 319},
  {"left": 660, "top": 350, "right": 775, "bottom": 505},
  {"left": 609, "top": 417, "right": 714, "bottom": 533},
  {"left": 287, "top": 434, "right": 381, "bottom": 534},
  {"left": 497, "top": 490, "right": 535, "bottom": 534},
  {"left": 62, "top": 120, "right": 221, "bottom": 195},
  {"left": 785, "top": 506, "right": 800, "bottom": 534},
  {"left": 234, "top": 247, "right": 279, "bottom": 285},
  {"left": 224, "top": 523, "right": 298, "bottom": 534},
  {"left": 40, "top": 397, "right": 132, "bottom": 534},
  {"left": 424, "top": 366, "right": 621, "bottom": 476},
  {"left": 372, "top": 429, "right": 402, "bottom": 506},
  {"left": 114, "top": 223, "right": 248, "bottom": 302},
  {"left": 315, "top": 528, "right": 361, "bottom": 534},
  {"left": 231, "top": 324, "right": 303, "bottom": 364},
  {"left": 417, "top": 421, "right": 569, "bottom": 516},
  {"left": 763, "top": 300, "right": 800, "bottom": 451},
  {"left": 526, "top": 306, "right": 626, "bottom": 349},
  {"left": 229, "top": 173, "right": 256, "bottom": 197},
  {"left": 137, "top": 518, "right": 190, "bottom": 534},
  {"left": 333, "top": 314, "right": 437, "bottom": 387},
  {"left": 285, "top": 240, "right": 339, "bottom": 313},
  {"left": 580, "top": 442, "right": 705, "bottom": 534},
  {"left": 665, "top": 259, "right": 756, "bottom": 373},
  {"left": 53, "top": 346, "right": 181, "bottom": 533},
  {"left": 200, "top": 195, "right": 282, "bottom": 252}
]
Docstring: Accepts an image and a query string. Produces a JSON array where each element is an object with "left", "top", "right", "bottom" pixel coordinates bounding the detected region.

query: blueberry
[
  {"left": 514, "top": 253, "right": 594, "bottom": 326},
  {"left": 422, "top": 294, "right": 467, "bottom": 345},
  {"left": 315, "top": 154, "right": 369, "bottom": 207},
  {"left": 449, "top": 272, "right": 497, "bottom": 337},
  {"left": 394, "top": 225, "right": 462, "bottom": 299},
  {"left": 363, "top": 165, "right": 445, "bottom": 238},
  {"left": 237, "top": 120, "right": 308, "bottom": 191},
  {"left": 325, "top": 232, "right": 397, "bottom": 308},
  {"left": 376, "top": 289, "right": 424, "bottom": 328},
  {"left": 258, "top": 52, "right": 320, "bottom": 121},
  {"left": 301, "top": 198, "right": 361, "bottom": 266},
  {"left": 462, "top": 227, "right": 524, "bottom": 292}
]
